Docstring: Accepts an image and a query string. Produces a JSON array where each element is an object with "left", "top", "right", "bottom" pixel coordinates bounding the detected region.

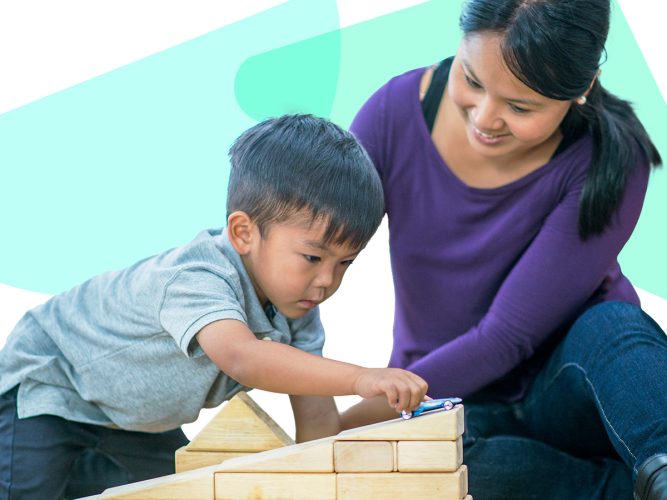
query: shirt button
[{"left": 262, "top": 336, "right": 272, "bottom": 341}]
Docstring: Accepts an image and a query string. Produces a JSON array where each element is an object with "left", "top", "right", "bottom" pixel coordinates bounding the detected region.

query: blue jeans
[
  {"left": 463, "top": 301, "right": 667, "bottom": 500},
  {"left": 0, "top": 386, "right": 189, "bottom": 500}
]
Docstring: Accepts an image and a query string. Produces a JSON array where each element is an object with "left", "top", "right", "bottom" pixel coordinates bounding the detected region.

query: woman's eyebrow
[{"left": 461, "top": 60, "right": 543, "bottom": 107}]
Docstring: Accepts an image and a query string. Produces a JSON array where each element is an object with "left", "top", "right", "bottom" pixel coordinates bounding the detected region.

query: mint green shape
[
  {"left": 235, "top": 0, "right": 666, "bottom": 298},
  {"left": 0, "top": 0, "right": 339, "bottom": 294},
  {"left": 235, "top": 26, "right": 340, "bottom": 120},
  {"left": 1, "top": 0, "right": 665, "bottom": 300}
]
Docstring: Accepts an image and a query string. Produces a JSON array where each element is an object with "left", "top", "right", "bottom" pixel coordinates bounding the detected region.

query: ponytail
[
  {"left": 562, "top": 81, "right": 662, "bottom": 239},
  {"left": 459, "top": 0, "right": 662, "bottom": 239}
]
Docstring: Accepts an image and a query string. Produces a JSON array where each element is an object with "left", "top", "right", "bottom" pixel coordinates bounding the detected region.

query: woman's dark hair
[
  {"left": 227, "top": 114, "right": 384, "bottom": 248},
  {"left": 459, "top": 0, "right": 661, "bottom": 238}
]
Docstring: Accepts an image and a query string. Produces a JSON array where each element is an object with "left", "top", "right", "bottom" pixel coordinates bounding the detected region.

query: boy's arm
[
  {"left": 196, "top": 319, "right": 427, "bottom": 413},
  {"left": 339, "top": 396, "right": 398, "bottom": 430},
  {"left": 290, "top": 395, "right": 340, "bottom": 442}
]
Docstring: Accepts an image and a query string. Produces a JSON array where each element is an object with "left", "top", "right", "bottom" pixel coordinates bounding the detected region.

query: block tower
[{"left": 78, "top": 392, "right": 470, "bottom": 499}]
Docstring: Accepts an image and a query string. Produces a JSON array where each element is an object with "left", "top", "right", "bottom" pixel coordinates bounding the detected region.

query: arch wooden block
[{"left": 187, "top": 392, "right": 294, "bottom": 453}]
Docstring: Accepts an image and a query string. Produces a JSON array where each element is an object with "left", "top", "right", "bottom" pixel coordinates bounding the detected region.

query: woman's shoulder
[{"left": 361, "top": 67, "right": 429, "bottom": 111}]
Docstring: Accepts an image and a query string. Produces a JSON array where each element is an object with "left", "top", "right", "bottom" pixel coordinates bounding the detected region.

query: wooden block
[
  {"left": 188, "top": 392, "right": 294, "bottom": 452},
  {"left": 334, "top": 441, "right": 394, "bottom": 472},
  {"left": 216, "top": 436, "right": 334, "bottom": 472},
  {"left": 337, "top": 467, "right": 468, "bottom": 500},
  {"left": 337, "top": 405, "right": 464, "bottom": 441},
  {"left": 175, "top": 446, "right": 253, "bottom": 473},
  {"left": 397, "top": 438, "right": 463, "bottom": 472},
  {"left": 215, "top": 472, "right": 336, "bottom": 500},
  {"left": 92, "top": 465, "right": 218, "bottom": 499}
]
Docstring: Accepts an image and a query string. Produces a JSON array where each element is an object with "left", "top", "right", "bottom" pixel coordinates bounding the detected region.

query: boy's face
[{"left": 236, "top": 215, "right": 362, "bottom": 319}]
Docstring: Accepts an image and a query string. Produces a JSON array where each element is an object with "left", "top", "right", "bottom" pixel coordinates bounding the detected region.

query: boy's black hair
[{"left": 227, "top": 114, "right": 384, "bottom": 248}]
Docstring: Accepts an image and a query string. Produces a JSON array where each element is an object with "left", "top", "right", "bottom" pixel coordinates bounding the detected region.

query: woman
[{"left": 343, "top": 0, "right": 666, "bottom": 498}]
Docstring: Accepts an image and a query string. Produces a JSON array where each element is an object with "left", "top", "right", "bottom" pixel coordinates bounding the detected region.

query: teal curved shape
[
  {"left": 235, "top": 1, "right": 340, "bottom": 120},
  {"left": 0, "top": 0, "right": 340, "bottom": 294}
]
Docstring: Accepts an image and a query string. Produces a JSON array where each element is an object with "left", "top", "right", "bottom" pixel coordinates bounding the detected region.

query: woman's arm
[{"left": 404, "top": 161, "right": 650, "bottom": 397}]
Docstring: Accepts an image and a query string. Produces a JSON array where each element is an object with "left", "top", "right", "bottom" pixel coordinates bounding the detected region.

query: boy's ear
[{"left": 227, "top": 211, "right": 256, "bottom": 255}]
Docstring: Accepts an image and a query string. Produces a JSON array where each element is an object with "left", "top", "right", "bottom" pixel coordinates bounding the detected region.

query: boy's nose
[{"left": 313, "top": 268, "right": 335, "bottom": 288}]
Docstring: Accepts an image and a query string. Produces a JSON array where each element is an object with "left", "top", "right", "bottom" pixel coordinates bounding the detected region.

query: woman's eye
[
  {"left": 509, "top": 104, "right": 531, "bottom": 114},
  {"left": 304, "top": 255, "right": 321, "bottom": 263},
  {"left": 464, "top": 74, "right": 482, "bottom": 89}
]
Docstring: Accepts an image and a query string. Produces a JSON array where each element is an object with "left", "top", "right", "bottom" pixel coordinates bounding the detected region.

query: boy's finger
[
  {"left": 409, "top": 381, "right": 423, "bottom": 410},
  {"left": 385, "top": 386, "right": 399, "bottom": 411}
]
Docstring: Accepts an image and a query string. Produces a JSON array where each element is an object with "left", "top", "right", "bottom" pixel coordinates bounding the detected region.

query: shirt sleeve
[
  {"left": 159, "top": 267, "right": 247, "bottom": 357},
  {"left": 350, "top": 82, "right": 389, "bottom": 180},
  {"left": 404, "top": 160, "right": 650, "bottom": 398},
  {"left": 288, "top": 307, "right": 326, "bottom": 356}
]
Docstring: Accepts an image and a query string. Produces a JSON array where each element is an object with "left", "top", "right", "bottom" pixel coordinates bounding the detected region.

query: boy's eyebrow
[
  {"left": 303, "top": 239, "right": 361, "bottom": 258},
  {"left": 461, "top": 60, "right": 543, "bottom": 107}
]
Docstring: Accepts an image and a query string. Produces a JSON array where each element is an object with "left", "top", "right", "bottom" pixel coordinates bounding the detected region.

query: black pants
[{"left": 0, "top": 386, "right": 189, "bottom": 499}]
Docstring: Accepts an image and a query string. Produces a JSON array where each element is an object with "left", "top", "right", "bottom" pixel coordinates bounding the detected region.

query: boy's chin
[{"left": 276, "top": 304, "right": 311, "bottom": 320}]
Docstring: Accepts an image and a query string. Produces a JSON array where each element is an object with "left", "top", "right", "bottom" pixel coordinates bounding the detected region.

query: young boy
[{"left": 0, "top": 114, "right": 428, "bottom": 499}]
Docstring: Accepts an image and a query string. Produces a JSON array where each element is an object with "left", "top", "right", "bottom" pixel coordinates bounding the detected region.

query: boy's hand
[{"left": 353, "top": 368, "right": 428, "bottom": 414}]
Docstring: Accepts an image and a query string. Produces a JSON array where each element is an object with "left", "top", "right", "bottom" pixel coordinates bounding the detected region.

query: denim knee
[{"left": 568, "top": 301, "right": 664, "bottom": 349}]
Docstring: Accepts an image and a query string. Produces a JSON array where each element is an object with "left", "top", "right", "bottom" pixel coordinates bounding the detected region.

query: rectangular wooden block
[
  {"left": 215, "top": 472, "right": 336, "bottom": 500},
  {"left": 336, "top": 405, "right": 464, "bottom": 441},
  {"left": 216, "top": 436, "right": 334, "bottom": 472},
  {"left": 334, "top": 441, "right": 394, "bottom": 472},
  {"left": 337, "top": 467, "right": 468, "bottom": 500},
  {"left": 175, "top": 446, "right": 253, "bottom": 473},
  {"left": 397, "top": 438, "right": 463, "bottom": 472}
]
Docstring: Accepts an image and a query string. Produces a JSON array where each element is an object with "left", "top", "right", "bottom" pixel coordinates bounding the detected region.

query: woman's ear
[{"left": 227, "top": 211, "right": 256, "bottom": 255}]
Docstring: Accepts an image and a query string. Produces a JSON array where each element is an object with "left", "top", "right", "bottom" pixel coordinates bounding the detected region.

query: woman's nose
[{"left": 472, "top": 96, "right": 503, "bottom": 131}]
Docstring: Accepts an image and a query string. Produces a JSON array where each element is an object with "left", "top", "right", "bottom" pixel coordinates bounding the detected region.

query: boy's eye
[
  {"left": 341, "top": 259, "right": 355, "bottom": 267},
  {"left": 464, "top": 73, "right": 482, "bottom": 89},
  {"left": 303, "top": 255, "right": 321, "bottom": 263}
]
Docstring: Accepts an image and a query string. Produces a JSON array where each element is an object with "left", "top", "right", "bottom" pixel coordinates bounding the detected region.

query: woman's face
[{"left": 448, "top": 32, "right": 573, "bottom": 161}]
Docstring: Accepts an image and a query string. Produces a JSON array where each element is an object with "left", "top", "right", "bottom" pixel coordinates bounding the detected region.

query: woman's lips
[{"left": 471, "top": 124, "right": 510, "bottom": 146}]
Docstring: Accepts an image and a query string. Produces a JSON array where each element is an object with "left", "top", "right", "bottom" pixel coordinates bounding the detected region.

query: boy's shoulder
[{"left": 153, "top": 227, "right": 248, "bottom": 304}]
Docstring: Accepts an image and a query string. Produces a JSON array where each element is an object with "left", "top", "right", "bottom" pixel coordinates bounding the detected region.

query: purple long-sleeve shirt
[{"left": 350, "top": 67, "right": 650, "bottom": 400}]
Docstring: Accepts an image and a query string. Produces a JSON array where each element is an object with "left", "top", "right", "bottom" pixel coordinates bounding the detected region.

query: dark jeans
[
  {"left": 0, "top": 387, "right": 189, "bottom": 500},
  {"left": 463, "top": 301, "right": 667, "bottom": 499}
]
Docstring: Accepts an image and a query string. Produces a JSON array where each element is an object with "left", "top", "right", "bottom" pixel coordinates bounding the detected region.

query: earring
[{"left": 576, "top": 95, "right": 587, "bottom": 105}]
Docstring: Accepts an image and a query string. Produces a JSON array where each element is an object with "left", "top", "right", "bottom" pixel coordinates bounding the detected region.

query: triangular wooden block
[
  {"left": 336, "top": 405, "right": 464, "bottom": 442},
  {"left": 187, "top": 391, "right": 294, "bottom": 452}
]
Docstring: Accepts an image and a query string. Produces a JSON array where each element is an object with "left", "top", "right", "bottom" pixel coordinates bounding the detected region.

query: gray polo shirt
[{"left": 0, "top": 229, "right": 325, "bottom": 433}]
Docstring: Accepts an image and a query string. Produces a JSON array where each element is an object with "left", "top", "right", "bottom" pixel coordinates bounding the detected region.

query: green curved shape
[{"left": 235, "top": 0, "right": 340, "bottom": 120}]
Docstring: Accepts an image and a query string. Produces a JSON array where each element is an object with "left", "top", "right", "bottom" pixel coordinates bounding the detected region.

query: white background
[{"left": 0, "top": 1, "right": 665, "bottom": 440}]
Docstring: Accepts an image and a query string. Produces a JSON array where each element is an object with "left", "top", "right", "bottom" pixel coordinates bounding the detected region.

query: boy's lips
[{"left": 298, "top": 299, "right": 320, "bottom": 308}]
